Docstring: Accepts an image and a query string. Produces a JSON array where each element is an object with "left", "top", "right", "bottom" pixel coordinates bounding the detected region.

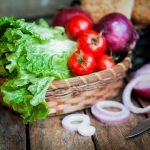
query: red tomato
[
  {"left": 97, "top": 54, "right": 116, "bottom": 71},
  {"left": 77, "top": 30, "right": 106, "bottom": 58},
  {"left": 66, "top": 16, "right": 93, "bottom": 40},
  {"left": 69, "top": 50, "right": 96, "bottom": 76}
]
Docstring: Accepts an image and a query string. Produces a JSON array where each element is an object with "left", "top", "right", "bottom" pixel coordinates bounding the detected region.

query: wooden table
[{"left": 0, "top": 92, "right": 150, "bottom": 150}]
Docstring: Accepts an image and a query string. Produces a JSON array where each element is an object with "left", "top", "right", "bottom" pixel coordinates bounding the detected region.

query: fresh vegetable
[
  {"left": 96, "top": 54, "right": 116, "bottom": 71},
  {"left": 78, "top": 125, "right": 95, "bottom": 136},
  {"left": 0, "top": 17, "right": 77, "bottom": 123},
  {"left": 133, "top": 64, "right": 150, "bottom": 99},
  {"left": 51, "top": 7, "right": 92, "bottom": 27},
  {"left": 91, "top": 101, "right": 130, "bottom": 124},
  {"left": 123, "top": 75, "right": 150, "bottom": 114},
  {"left": 66, "top": 16, "right": 93, "bottom": 40},
  {"left": 77, "top": 30, "right": 106, "bottom": 58},
  {"left": 69, "top": 50, "right": 96, "bottom": 76},
  {"left": 62, "top": 114, "right": 90, "bottom": 131},
  {"left": 95, "top": 12, "right": 139, "bottom": 53}
]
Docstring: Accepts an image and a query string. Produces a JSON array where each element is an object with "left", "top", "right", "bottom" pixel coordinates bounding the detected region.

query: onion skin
[
  {"left": 134, "top": 88, "right": 150, "bottom": 99},
  {"left": 133, "top": 63, "right": 150, "bottom": 99},
  {"left": 51, "top": 8, "right": 92, "bottom": 27},
  {"left": 94, "top": 13, "right": 139, "bottom": 53}
]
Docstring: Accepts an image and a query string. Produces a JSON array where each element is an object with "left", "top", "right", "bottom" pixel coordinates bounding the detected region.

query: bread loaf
[
  {"left": 80, "top": 0, "right": 134, "bottom": 23},
  {"left": 132, "top": 0, "right": 150, "bottom": 25}
]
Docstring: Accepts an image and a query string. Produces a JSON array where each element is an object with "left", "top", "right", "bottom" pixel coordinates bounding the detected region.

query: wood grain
[
  {"left": 0, "top": 97, "right": 26, "bottom": 150},
  {"left": 86, "top": 94, "right": 150, "bottom": 150},
  {"left": 29, "top": 112, "right": 95, "bottom": 150},
  {"left": 87, "top": 109, "right": 150, "bottom": 150}
]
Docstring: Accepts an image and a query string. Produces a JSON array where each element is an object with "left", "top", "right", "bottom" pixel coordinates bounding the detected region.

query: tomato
[
  {"left": 69, "top": 50, "right": 96, "bottom": 76},
  {"left": 66, "top": 16, "right": 93, "bottom": 40},
  {"left": 77, "top": 30, "right": 106, "bottom": 58},
  {"left": 96, "top": 54, "right": 116, "bottom": 71}
]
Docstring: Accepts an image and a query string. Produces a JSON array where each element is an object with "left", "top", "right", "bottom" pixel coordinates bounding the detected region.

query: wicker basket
[
  {"left": 0, "top": 52, "right": 132, "bottom": 116},
  {"left": 46, "top": 51, "right": 132, "bottom": 116}
]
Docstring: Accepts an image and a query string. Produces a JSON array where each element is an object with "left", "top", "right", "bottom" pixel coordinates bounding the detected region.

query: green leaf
[{"left": 0, "top": 17, "right": 77, "bottom": 123}]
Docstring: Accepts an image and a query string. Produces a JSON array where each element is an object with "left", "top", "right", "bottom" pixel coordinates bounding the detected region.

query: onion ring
[
  {"left": 123, "top": 75, "right": 150, "bottom": 114},
  {"left": 95, "top": 101, "right": 128, "bottom": 116},
  {"left": 62, "top": 114, "right": 90, "bottom": 131},
  {"left": 91, "top": 101, "right": 130, "bottom": 124}
]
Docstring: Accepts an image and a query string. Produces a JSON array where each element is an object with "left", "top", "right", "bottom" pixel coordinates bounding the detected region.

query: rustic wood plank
[
  {"left": 0, "top": 97, "right": 26, "bottom": 150},
  {"left": 29, "top": 112, "right": 95, "bottom": 150},
  {"left": 86, "top": 95, "right": 150, "bottom": 150}
]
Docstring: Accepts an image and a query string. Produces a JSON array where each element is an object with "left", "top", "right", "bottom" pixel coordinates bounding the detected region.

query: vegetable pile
[
  {"left": 51, "top": 8, "right": 150, "bottom": 126},
  {"left": 0, "top": 17, "right": 76, "bottom": 123},
  {"left": 63, "top": 12, "right": 138, "bottom": 76},
  {"left": 0, "top": 9, "right": 139, "bottom": 124}
]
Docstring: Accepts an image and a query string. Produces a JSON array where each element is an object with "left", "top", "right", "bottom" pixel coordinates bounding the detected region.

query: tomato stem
[
  {"left": 75, "top": 50, "right": 88, "bottom": 71},
  {"left": 92, "top": 30, "right": 104, "bottom": 43},
  {"left": 110, "top": 52, "right": 120, "bottom": 61}
]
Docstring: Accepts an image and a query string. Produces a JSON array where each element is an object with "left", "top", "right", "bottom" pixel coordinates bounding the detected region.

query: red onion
[
  {"left": 94, "top": 13, "right": 139, "bottom": 53},
  {"left": 91, "top": 101, "right": 130, "bottom": 124},
  {"left": 133, "top": 63, "right": 150, "bottom": 99},
  {"left": 52, "top": 8, "right": 92, "bottom": 27},
  {"left": 123, "top": 75, "right": 150, "bottom": 114}
]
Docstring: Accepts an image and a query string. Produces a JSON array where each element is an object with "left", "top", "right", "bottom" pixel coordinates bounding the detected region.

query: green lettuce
[{"left": 0, "top": 17, "right": 76, "bottom": 123}]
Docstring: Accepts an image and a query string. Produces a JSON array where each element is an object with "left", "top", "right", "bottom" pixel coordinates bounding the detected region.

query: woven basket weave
[
  {"left": 46, "top": 51, "right": 132, "bottom": 116},
  {"left": 0, "top": 52, "right": 132, "bottom": 116}
]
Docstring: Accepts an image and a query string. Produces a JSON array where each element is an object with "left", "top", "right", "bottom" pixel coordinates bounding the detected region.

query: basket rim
[{"left": 49, "top": 51, "right": 132, "bottom": 90}]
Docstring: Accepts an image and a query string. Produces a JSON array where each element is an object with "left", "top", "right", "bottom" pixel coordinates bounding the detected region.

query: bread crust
[
  {"left": 80, "top": 0, "right": 134, "bottom": 23},
  {"left": 132, "top": 0, "right": 150, "bottom": 25}
]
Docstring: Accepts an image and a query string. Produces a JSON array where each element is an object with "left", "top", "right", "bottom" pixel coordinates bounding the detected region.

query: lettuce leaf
[{"left": 0, "top": 17, "right": 76, "bottom": 123}]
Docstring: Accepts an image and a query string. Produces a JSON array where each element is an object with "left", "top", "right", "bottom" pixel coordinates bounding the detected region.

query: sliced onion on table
[
  {"left": 123, "top": 75, "right": 150, "bottom": 114},
  {"left": 95, "top": 101, "right": 129, "bottom": 116},
  {"left": 91, "top": 101, "right": 130, "bottom": 124},
  {"left": 78, "top": 125, "right": 96, "bottom": 136},
  {"left": 62, "top": 114, "right": 90, "bottom": 131},
  {"left": 133, "top": 63, "right": 150, "bottom": 99}
]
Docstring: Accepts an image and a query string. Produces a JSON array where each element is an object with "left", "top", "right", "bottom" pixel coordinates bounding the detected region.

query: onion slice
[
  {"left": 95, "top": 101, "right": 128, "bottom": 116},
  {"left": 123, "top": 75, "right": 150, "bottom": 114},
  {"left": 78, "top": 125, "right": 96, "bottom": 136},
  {"left": 62, "top": 114, "right": 90, "bottom": 131},
  {"left": 91, "top": 101, "right": 130, "bottom": 124}
]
